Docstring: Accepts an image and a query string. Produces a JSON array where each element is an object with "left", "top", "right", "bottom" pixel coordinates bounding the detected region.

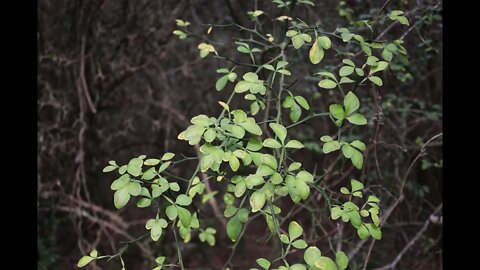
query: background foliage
[{"left": 38, "top": 0, "right": 442, "bottom": 269}]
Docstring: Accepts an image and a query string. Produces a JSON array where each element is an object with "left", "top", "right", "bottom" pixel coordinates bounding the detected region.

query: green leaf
[
  {"left": 118, "top": 165, "right": 127, "bottom": 174},
  {"left": 351, "top": 150, "right": 364, "bottom": 169},
  {"left": 315, "top": 256, "right": 338, "bottom": 270},
  {"left": 158, "top": 161, "right": 171, "bottom": 173},
  {"left": 288, "top": 162, "right": 302, "bottom": 171},
  {"left": 111, "top": 175, "right": 130, "bottom": 190},
  {"left": 251, "top": 101, "right": 260, "bottom": 115},
  {"left": 243, "top": 72, "right": 258, "bottom": 82},
  {"left": 292, "top": 239, "right": 308, "bottom": 249},
  {"left": 318, "top": 79, "right": 337, "bottom": 89},
  {"left": 329, "top": 104, "right": 345, "bottom": 120},
  {"left": 370, "top": 61, "right": 389, "bottom": 73},
  {"left": 77, "top": 256, "right": 94, "bottom": 268},
  {"left": 357, "top": 224, "right": 369, "bottom": 239},
  {"left": 263, "top": 64, "right": 275, "bottom": 71},
  {"left": 352, "top": 191, "right": 363, "bottom": 198},
  {"left": 149, "top": 220, "right": 165, "bottom": 241},
  {"left": 114, "top": 189, "right": 130, "bottom": 209},
  {"left": 177, "top": 206, "right": 192, "bottom": 227},
  {"left": 283, "top": 96, "right": 294, "bottom": 108},
  {"left": 340, "top": 187, "right": 350, "bottom": 194},
  {"left": 292, "top": 35, "right": 305, "bottom": 49},
  {"left": 142, "top": 167, "right": 157, "bottom": 180},
  {"left": 288, "top": 221, "right": 303, "bottom": 240},
  {"left": 286, "top": 30, "right": 298, "bottom": 37},
  {"left": 355, "top": 68, "right": 364, "bottom": 76},
  {"left": 280, "top": 234, "right": 290, "bottom": 244},
  {"left": 175, "top": 19, "right": 190, "bottom": 26},
  {"left": 233, "top": 109, "right": 247, "bottom": 123},
  {"left": 371, "top": 212, "right": 380, "bottom": 226},
  {"left": 270, "top": 172, "right": 283, "bottom": 185},
  {"left": 350, "top": 179, "right": 364, "bottom": 192},
  {"left": 89, "top": 250, "right": 98, "bottom": 258},
  {"left": 368, "top": 76, "right": 383, "bottom": 86},
  {"left": 234, "top": 181, "right": 246, "bottom": 197},
  {"left": 323, "top": 141, "right": 341, "bottom": 153},
  {"left": 126, "top": 182, "right": 141, "bottom": 196},
  {"left": 235, "top": 81, "right": 251, "bottom": 93},
  {"left": 294, "top": 96, "right": 310, "bottom": 110},
  {"left": 367, "top": 56, "right": 379, "bottom": 66},
  {"left": 169, "top": 182, "right": 180, "bottom": 192},
  {"left": 366, "top": 223, "right": 382, "bottom": 240},
  {"left": 127, "top": 158, "right": 143, "bottom": 177},
  {"left": 247, "top": 138, "right": 263, "bottom": 151},
  {"left": 137, "top": 198, "right": 152, "bottom": 208},
  {"left": 204, "top": 128, "right": 216, "bottom": 142},
  {"left": 229, "top": 125, "right": 244, "bottom": 139},
  {"left": 245, "top": 174, "right": 265, "bottom": 189},
  {"left": 317, "top": 36, "right": 332, "bottom": 49},
  {"left": 320, "top": 135, "right": 333, "bottom": 142},
  {"left": 290, "top": 103, "right": 302, "bottom": 122},
  {"left": 191, "top": 115, "right": 211, "bottom": 126},
  {"left": 342, "top": 59, "right": 355, "bottom": 66},
  {"left": 316, "top": 71, "right": 337, "bottom": 80},
  {"left": 239, "top": 118, "right": 262, "bottom": 135},
  {"left": 103, "top": 165, "right": 116, "bottom": 172},
  {"left": 290, "top": 264, "right": 307, "bottom": 270},
  {"left": 250, "top": 190, "right": 266, "bottom": 212},
  {"left": 144, "top": 159, "right": 160, "bottom": 166},
  {"left": 277, "top": 69, "right": 291, "bottom": 75},
  {"left": 343, "top": 91, "right": 360, "bottom": 115},
  {"left": 296, "top": 170, "right": 314, "bottom": 183},
  {"left": 339, "top": 77, "right": 355, "bottom": 84},
  {"left": 261, "top": 154, "right": 278, "bottom": 170},
  {"left": 397, "top": 16, "right": 409, "bottom": 26},
  {"left": 360, "top": 210, "right": 370, "bottom": 217},
  {"left": 217, "top": 68, "right": 229, "bottom": 73},
  {"left": 335, "top": 251, "right": 348, "bottom": 270},
  {"left": 216, "top": 74, "right": 229, "bottom": 91},
  {"left": 166, "top": 205, "right": 178, "bottom": 220},
  {"left": 304, "top": 246, "right": 321, "bottom": 266},
  {"left": 176, "top": 194, "right": 192, "bottom": 206},
  {"left": 382, "top": 49, "right": 393, "bottom": 61},
  {"left": 368, "top": 195, "right": 380, "bottom": 203},
  {"left": 309, "top": 39, "right": 325, "bottom": 64},
  {"left": 227, "top": 218, "right": 242, "bottom": 242},
  {"left": 347, "top": 113, "right": 367, "bottom": 125},
  {"left": 285, "top": 140, "right": 304, "bottom": 149},
  {"left": 256, "top": 258, "right": 271, "bottom": 270},
  {"left": 263, "top": 138, "right": 282, "bottom": 149},
  {"left": 339, "top": 66, "right": 354, "bottom": 77},
  {"left": 347, "top": 210, "right": 362, "bottom": 228},
  {"left": 351, "top": 140, "right": 366, "bottom": 151},
  {"left": 229, "top": 155, "right": 240, "bottom": 171},
  {"left": 269, "top": 123, "right": 287, "bottom": 144},
  {"left": 331, "top": 206, "right": 343, "bottom": 220}
]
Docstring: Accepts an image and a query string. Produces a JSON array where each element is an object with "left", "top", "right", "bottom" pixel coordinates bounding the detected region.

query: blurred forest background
[{"left": 38, "top": 0, "right": 442, "bottom": 269}]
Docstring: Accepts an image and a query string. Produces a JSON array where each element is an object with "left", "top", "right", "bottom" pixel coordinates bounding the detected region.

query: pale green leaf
[
  {"left": 250, "top": 190, "right": 266, "bottom": 212},
  {"left": 318, "top": 79, "right": 337, "bottom": 89},
  {"left": 315, "top": 256, "right": 338, "bottom": 270},
  {"left": 269, "top": 123, "right": 287, "bottom": 144},
  {"left": 285, "top": 140, "right": 304, "bottom": 149},
  {"left": 294, "top": 96, "right": 310, "bottom": 110},
  {"left": 288, "top": 221, "right": 303, "bottom": 240},
  {"left": 347, "top": 113, "right": 367, "bottom": 125},
  {"left": 304, "top": 246, "right": 322, "bottom": 266},
  {"left": 263, "top": 138, "right": 282, "bottom": 149},
  {"left": 77, "top": 256, "right": 94, "bottom": 268},
  {"left": 343, "top": 91, "right": 360, "bottom": 115}
]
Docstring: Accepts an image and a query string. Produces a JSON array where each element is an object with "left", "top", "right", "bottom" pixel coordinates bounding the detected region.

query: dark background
[{"left": 37, "top": 0, "right": 442, "bottom": 269}]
